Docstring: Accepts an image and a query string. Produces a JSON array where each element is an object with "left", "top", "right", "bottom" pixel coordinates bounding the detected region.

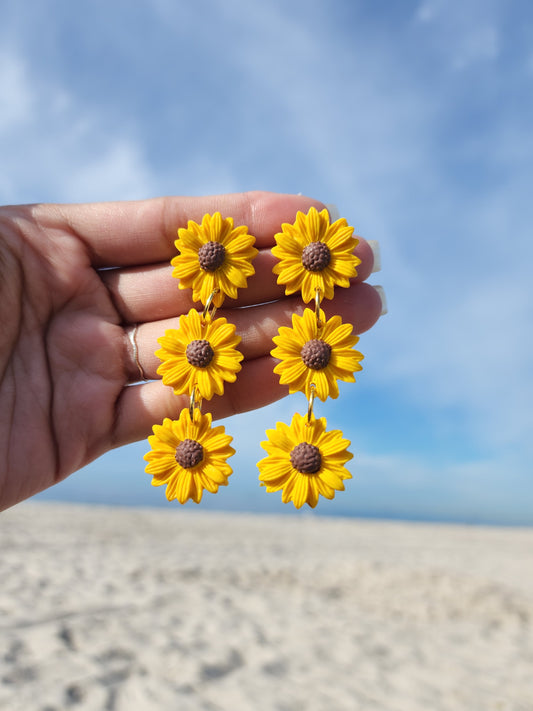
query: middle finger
[
  {"left": 101, "top": 240, "right": 375, "bottom": 325},
  {"left": 122, "top": 282, "right": 382, "bottom": 383}
]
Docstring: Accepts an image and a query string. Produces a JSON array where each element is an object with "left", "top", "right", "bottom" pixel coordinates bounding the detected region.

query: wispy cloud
[{"left": 0, "top": 50, "right": 157, "bottom": 203}]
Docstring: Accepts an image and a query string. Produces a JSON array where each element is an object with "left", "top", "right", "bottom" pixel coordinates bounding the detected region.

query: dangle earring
[
  {"left": 144, "top": 213, "right": 258, "bottom": 504},
  {"left": 257, "top": 207, "right": 364, "bottom": 509}
]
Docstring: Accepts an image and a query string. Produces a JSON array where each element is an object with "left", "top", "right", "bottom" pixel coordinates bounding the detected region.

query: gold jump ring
[
  {"left": 314, "top": 288, "right": 323, "bottom": 329},
  {"left": 202, "top": 289, "right": 220, "bottom": 324},
  {"left": 307, "top": 383, "right": 317, "bottom": 425},
  {"left": 189, "top": 387, "right": 202, "bottom": 421}
]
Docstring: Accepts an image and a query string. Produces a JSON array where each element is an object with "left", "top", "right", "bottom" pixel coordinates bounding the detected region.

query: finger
[
  {"left": 123, "top": 282, "right": 382, "bottom": 382},
  {"left": 55, "top": 191, "right": 327, "bottom": 268},
  {"left": 102, "top": 239, "right": 375, "bottom": 324},
  {"left": 114, "top": 355, "right": 288, "bottom": 448}
]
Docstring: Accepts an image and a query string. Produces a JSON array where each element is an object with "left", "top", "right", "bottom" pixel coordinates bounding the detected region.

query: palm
[
  {"left": 0, "top": 194, "right": 381, "bottom": 509},
  {"left": 1, "top": 206, "right": 125, "bottom": 504}
]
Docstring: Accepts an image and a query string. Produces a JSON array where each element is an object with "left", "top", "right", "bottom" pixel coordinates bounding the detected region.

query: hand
[{"left": 0, "top": 191, "right": 382, "bottom": 510}]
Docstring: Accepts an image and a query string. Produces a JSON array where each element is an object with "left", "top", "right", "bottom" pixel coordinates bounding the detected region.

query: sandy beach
[{"left": 1, "top": 502, "right": 532, "bottom": 711}]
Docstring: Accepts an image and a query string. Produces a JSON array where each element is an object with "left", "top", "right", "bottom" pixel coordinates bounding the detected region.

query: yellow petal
[
  {"left": 278, "top": 361, "right": 307, "bottom": 386},
  {"left": 309, "top": 370, "right": 331, "bottom": 401},
  {"left": 315, "top": 477, "right": 336, "bottom": 499},
  {"left": 215, "top": 271, "right": 240, "bottom": 300},
  {"left": 300, "top": 274, "right": 326, "bottom": 303},
  {"left": 263, "top": 424, "right": 293, "bottom": 452},
  {"left": 321, "top": 318, "right": 351, "bottom": 343},
  {"left": 202, "top": 463, "right": 229, "bottom": 485},
  {"left": 196, "top": 470, "right": 219, "bottom": 493},
  {"left": 290, "top": 475, "right": 309, "bottom": 509},
  {"left": 175, "top": 231, "right": 205, "bottom": 251},
  {"left": 277, "top": 263, "right": 306, "bottom": 288},
  {"left": 225, "top": 233, "right": 257, "bottom": 254},
  {"left": 280, "top": 471, "right": 299, "bottom": 501},
  {"left": 148, "top": 425, "right": 177, "bottom": 449},
  {"left": 273, "top": 233, "right": 304, "bottom": 255},
  {"left": 258, "top": 468, "right": 293, "bottom": 487},
  {"left": 195, "top": 368, "right": 215, "bottom": 400},
  {"left": 329, "top": 256, "right": 358, "bottom": 278},
  {"left": 306, "top": 478, "right": 319, "bottom": 508},
  {"left": 324, "top": 225, "right": 354, "bottom": 249}
]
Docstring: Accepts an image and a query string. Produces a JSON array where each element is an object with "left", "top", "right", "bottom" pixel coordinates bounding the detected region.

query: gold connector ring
[
  {"left": 307, "top": 383, "right": 317, "bottom": 425},
  {"left": 314, "top": 288, "right": 323, "bottom": 329},
  {"left": 202, "top": 289, "right": 220, "bottom": 324},
  {"left": 189, "top": 387, "right": 202, "bottom": 421}
]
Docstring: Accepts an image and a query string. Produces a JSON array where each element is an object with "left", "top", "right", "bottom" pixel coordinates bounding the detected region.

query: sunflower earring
[
  {"left": 257, "top": 207, "right": 364, "bottom": 509},
  {"left": 144, "top": 213, "right": 258, "bottom": 503}
]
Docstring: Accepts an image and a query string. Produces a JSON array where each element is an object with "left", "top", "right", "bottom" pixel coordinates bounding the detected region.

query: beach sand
[{"left": 1, "top": 502, "right": 532, "bottom": 711}]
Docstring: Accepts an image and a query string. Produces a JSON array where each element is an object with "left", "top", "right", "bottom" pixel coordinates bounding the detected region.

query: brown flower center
[
  {"left": 186, "top": 339, "right": 214, "bottom": 368},
  {"left": 198, "top": 241, "right": 226, "bottom": 271},
  {"left": 300, "top": 339, "right": 332, "bottom": 370},
  {"left": 301, "top": 242, "right": 331, "bottom": 272},
  {"left": 175, "top": 439, "right": 204, "bottom": 469},
  {"left": 290, "top": 442, "right": 322, "bottom": 474}
]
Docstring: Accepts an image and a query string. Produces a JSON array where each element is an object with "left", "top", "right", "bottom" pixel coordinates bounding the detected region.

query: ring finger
[{"left": 123, "top": 282, "right": 382, "bottom": 383}]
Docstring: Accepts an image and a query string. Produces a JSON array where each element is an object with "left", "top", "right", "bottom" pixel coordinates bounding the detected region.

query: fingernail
[
  {"left": 373, "top": 285, "right": 388, "bottom": 316},
  {"left": 367, "top": 240, "right": 381, "bottom": 273},
  {"left": 325, "top": 203, "right": 340, "bottom": 221}
]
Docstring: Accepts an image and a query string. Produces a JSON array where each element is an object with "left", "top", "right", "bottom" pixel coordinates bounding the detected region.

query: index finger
[{"left": 53, "top": 191, "right": 328, "bottom": 268}]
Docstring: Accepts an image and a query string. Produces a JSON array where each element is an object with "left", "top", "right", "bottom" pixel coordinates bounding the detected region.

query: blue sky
[{"left": 1, "top": 0, "right": 532, "bottom": 523}]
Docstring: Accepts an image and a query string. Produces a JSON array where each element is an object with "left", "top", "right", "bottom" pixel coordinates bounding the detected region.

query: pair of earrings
[{"left": 144, "top": 207, "right": 364, "bottom": 509}]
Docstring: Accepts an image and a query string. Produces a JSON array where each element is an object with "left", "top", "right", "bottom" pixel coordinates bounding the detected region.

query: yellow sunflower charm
[
  {"left": 146, "top": 212, "right": 258, "bottom": 504},
  {"left": 271, "top": 307, "right": 363, "bottom": 401},
  {"left": 258, "top": 412, "right": 353, "bottom": 509},
  {"left": 156, "top": 308, "right": 243, "bottom": 400},
  {"left": 145, "top": 409, "right": 235, "bottom": 504},
  {"left": 172, "top": 212, "right": 258, "bottom": 308},
  {"left": 272, "top": 206, "right": 360, "bottom": 303},
  {"left": 260, "top": 206, "right": 364, "bottom": 508}
]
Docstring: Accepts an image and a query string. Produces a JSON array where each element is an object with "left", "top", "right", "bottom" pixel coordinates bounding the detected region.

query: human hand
[{"left": 0, "top": 191, "right": 382, "bottom": 510}]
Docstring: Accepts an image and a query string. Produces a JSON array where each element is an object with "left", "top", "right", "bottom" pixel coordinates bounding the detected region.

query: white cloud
[
  {"left": 0, "top": 49, "right": 158, "bottom": 204},
  {"left": 0, "top": 40, "right": 245, "bottom": 204},
  {"left": 59, "top": 140, "right": 156, "bottom": 203}
]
